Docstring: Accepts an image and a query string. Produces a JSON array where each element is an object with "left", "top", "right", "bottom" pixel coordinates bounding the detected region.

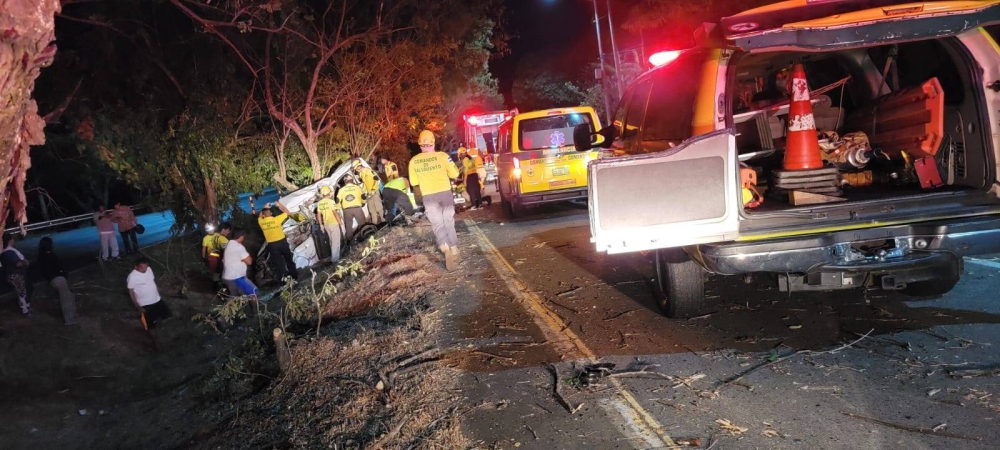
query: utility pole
[
  {"left": 606, "top": 0, "right": 624, "bottom": 99},
  {"left": 592, "top": 0, "right": 612, "bottom": 124}
]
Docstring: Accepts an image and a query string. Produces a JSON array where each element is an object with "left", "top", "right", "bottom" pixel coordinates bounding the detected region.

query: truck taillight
[
  {"left": 467, "top": 116, "right": 479, "bottom": 126},
  {"left": 649, "top": 50, "right": 682, "bottom": 67},
  {"left": 513, "top": 157, "right": 521, "bottom": 178}
]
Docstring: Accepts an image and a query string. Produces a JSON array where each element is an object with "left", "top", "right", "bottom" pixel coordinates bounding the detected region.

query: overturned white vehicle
[{"left": 253, "top": 159, "right": 387, "bottom": 283}]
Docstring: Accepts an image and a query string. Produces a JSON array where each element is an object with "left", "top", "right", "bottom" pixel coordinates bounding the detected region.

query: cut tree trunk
[{"left": 0, "top": 0, "right": 61, "bottom": 232}]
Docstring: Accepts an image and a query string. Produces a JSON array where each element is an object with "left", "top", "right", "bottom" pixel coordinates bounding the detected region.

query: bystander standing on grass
[
  {"left": 113, "top": 201, "right": 140, "bottom": 255},
  {"left": 37, "top": 237, "right": 76, "bottom": 325},
  {"left": 127, "top": 257, "right": 171, "bottom": 352},
  {"left": 2, "top": 233, "right": 32, "bottom": 316},
  {"left": 94, "top": 205, "right": 119, "bottom": 261}
]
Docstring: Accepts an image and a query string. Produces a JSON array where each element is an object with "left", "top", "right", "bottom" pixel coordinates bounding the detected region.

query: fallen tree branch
[
  {"left": 714, "top": 350, "right": 802, "bottom": 391},
  {"left": 819, "top": 328, "right": 874, "bottom": 355},
  {"left": 547, "top": 298, "right": 579, "bottom": 314},
  {"left": 604, "top": 309, "right": 639, "bottom": 321},
  {"left": 840, "top": 412, "right": 981, "bottom": 441},
  {"left": 367, "top": 414, "right": 409, "bottom": 449},
  {"left": 556, "top": 286, "right": 581, "bottom": 297},
  {"left": 847, "top": 330, "right": 910, "bottom": 351},
  {"left": 606, "top": 370, "right": 675, "bottom": 381},
  {"left": 948, "top": 365, "right": 1000, "bottom": 379}
]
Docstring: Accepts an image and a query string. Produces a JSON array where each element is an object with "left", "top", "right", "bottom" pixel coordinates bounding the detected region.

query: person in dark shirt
[
  {"left": 38, "top": 237, "right": 77, "bottom": 325},
  {"left": 2, "top": 233, "right": 32, "bottom": 316}
]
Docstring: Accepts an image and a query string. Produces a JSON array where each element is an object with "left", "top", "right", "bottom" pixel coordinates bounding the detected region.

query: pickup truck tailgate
[{"left": 588, "top": 131, "right": 741, "bottom": 254}]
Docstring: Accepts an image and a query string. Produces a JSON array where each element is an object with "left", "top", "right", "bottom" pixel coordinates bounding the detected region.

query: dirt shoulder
[{"left": 0, "top": 223, "right": 478, "bottom": 450}]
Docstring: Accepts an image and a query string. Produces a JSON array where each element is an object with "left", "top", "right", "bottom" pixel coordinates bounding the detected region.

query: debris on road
[
  {"left": 927, "top": 388, "right": 941, "bottom": 397},
  {"left": 841, "top": 412, "right": 981, "bottom": 441},
  {"left": 715, "top": 349, "right": 803, "bottom": 391},
  {"left": 578, "top": 362, "right": 616, "bottom": 387},
  {"left": 948, "top": 365, "right": 1000, "bottom": 379},
  {"left": 556, "top": 286, "right": 581, "bottom": 297},
  {"left": 546, "top": 364, "right": 581, "bottom": 414},
  {"left": 672, "top": 373, "right": 707, "bottom": 389},
  {"left": 762, "top": 429, "right": 781, "bottom": 438},
  {"left": 603, "top": 308, "right": 638, "bottom": 321},
  {"left": 716, "top": 419, "right": 748, "bottom": 435},
  {"left": 674, "top": 437, "right": 703, "bottom": 446}
]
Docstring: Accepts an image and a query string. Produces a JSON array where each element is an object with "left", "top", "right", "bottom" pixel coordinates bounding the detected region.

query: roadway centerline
[{"left": 465, "top": 218, "right": 679, "bottom": 449}]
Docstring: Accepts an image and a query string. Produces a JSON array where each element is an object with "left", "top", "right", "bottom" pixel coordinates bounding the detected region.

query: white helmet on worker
[{"left": 418, "top": 129, "right": 435, "bottom": 148}]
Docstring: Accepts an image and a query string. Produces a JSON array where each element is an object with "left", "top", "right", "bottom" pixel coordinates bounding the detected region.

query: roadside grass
[{"left": 192, "top": 226, "right": 467, "bottom": 449}]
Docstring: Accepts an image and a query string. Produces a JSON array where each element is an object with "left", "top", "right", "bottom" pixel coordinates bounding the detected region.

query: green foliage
[
  {"left": 512, "top": 73, "right": 588, "bottom": 112},
  {"left": 192, "top": 295, "right": 252, "bottom": 334},
  {"left": 92, "top": 97, "right": 278, "bottom": 230}
]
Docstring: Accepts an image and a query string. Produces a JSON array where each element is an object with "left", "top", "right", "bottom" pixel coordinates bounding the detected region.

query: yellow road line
[{"left": 465, "top": 219, "right": 678, "bottom": 449}]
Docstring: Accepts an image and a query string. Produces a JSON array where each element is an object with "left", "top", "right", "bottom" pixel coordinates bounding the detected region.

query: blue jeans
[{"left": 224, "top": 277, "right": 259, "bottom": 298}]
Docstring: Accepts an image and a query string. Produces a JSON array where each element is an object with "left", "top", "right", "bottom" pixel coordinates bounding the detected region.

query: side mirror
[
  {"left": 573, "top": 123, "right": 594, "bottom": 152},
  {"left": 575, "top": 123, "right": 619, "bottom": 152}
]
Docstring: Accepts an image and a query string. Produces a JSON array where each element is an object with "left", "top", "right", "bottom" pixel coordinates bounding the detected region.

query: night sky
[{"left": 492, "top": 0, "right": 638, "bottom": 107}]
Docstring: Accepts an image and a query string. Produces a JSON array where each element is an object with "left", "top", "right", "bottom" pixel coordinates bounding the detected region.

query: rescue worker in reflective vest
[
  {"left": 201, "top": 222, "right": 231, "bottom": 292},
  {"left": 337, "top": 177, "right": 367, "bottom": 242},
  {"left": 469, "top": 148, "right": 487, "bottom": 188},
  {"left": 258, "top": 201, "right": 298, "bottom": 282},
  {"left": 354, "top": 159, "right": 385, "bottom": 225},
  {"left": 381, "top": 156, "right": 399, "bottom": 181},
  {"left": 382, "top": 176, "right": 415, "bottom": 224},
  {"left": 315, "top": 185, "right": 344, "bottom": 263},
  {"left": 462, "top": 148, "right": 484, "bottom": 210},
  {"left": 409, "top": 129, "right": 460, "bottom": 271}
]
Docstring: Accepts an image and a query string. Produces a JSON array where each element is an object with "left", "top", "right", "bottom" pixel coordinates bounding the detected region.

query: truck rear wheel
[
  {"left": 654, "top": 249, "right": 706, "bottom": 318},
  {"left": 501, "top": 195, "right": 517, "bottom": 219}
]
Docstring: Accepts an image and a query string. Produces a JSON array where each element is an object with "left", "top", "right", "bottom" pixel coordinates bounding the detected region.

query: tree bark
[
  {"left": 302, "top": 137, "right": 323, "bottom": 181},
  {"left": 0, "top": 0, "right": 61, "bottom": 233},
  {"left": 272, "top": 130, "right": 299, "bottom": 191}
]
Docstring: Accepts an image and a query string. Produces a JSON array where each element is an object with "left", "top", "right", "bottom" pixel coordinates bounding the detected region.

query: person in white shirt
[
  {"left": 221, "top": 228, "right": 259, "bottom": 313},
  {"left": 127, "top": 257, "right": 171, "bottom": 352}
]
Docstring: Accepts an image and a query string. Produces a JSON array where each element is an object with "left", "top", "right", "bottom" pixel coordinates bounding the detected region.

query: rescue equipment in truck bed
[{"left": 846, "top": 77, "right": 945, "bottom": 158}]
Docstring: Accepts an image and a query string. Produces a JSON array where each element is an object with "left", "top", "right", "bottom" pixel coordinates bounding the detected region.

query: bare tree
[{"left": 171, "top": 0, "right": 415, "bottom": 181}]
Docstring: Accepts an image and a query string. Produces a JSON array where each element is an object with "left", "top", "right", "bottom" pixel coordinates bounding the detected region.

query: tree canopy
[{"left": 5, "top": 0, "right": 508, "bottom": 231}]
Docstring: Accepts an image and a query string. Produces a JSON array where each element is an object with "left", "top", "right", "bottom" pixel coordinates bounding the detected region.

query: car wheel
[
  {"left": 654, "top": 249, "right": 706, "bottom": 318},
  {"left": 501, "top": 194, "right": 517, "bottom": 219},
  {"left": 355, "top": 223, "right": 378, "bottom": 242}
]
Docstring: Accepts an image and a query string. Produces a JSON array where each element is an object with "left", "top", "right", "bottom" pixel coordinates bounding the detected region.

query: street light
[
  {"left": 606, "top": 0, "right": 624, "bottom": 99},
  {"left": 589, "top": 0, "right": 612, "bottom": 124}
]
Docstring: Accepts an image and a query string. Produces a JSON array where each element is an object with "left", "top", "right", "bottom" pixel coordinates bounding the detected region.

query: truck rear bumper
[
  {"left": 513, "top": 187, "right": 588, "bottom": 207},
  {"left": 697, "top": 216, "right": 1000, "bottom": 275}
]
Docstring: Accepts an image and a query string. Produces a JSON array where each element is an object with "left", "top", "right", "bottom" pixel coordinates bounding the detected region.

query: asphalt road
[{"left": 450, "top": 187, "right": 1000, "bottom": 449}]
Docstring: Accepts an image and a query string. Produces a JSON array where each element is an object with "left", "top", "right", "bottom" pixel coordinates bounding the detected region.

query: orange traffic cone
[{"left": 784, "top": 64, "right": 824, "bottom": 170}]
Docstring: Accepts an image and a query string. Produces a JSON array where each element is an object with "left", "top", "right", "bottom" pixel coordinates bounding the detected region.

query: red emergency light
[
  {"left": 649, "top": 50, "right": 682, "bottom": 67},
  {"left": 466, "top": 115, "right": 479, "bottom": 126}
]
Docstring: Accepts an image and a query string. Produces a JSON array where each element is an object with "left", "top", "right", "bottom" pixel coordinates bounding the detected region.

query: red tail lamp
[{"left": 649, "top": 50, "right": 682, "bottom": 67}]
